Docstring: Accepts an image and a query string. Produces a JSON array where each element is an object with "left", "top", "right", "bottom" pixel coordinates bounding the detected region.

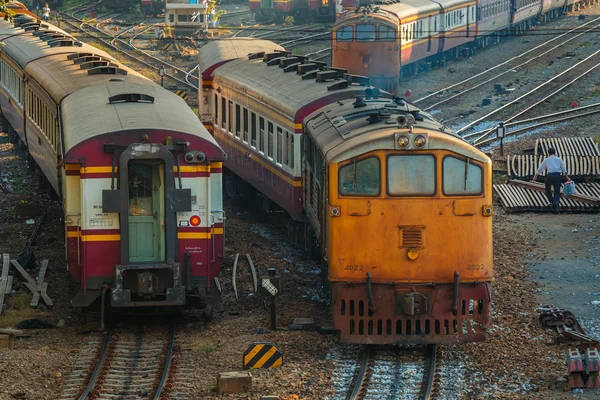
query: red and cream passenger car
[{"left": 0, "top": 14, "right": 226, "bottom": 310}]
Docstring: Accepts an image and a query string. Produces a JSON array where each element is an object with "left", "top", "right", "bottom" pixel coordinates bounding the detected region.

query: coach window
[
  {"left": 356, "top": 24, "right": 376, "bottom": 42},
  {"left": 214, "top": 94, "right": 218, "bottom": 123},
  {"left": 259, "top": 117, "right": 265, "bottom": 153},
  {"left": 243, "top": 108, "right": 249, "bottom": 143},
  {"left": 287, "top": 132, "right": 294, "bottom": 169},
  {"left": 267, "top": 122, "right": 274, "bottom": 159},
  {"left": 251, "top": 112, "right": 257, "bottom": 148},
  {"left": 235, "top": 104, "right": 241, "bottom": 138},
  {"left": 378, "top": 25, "right": 395, "bottom": 41},
  {"left": 387, "top": 155, "right": 436, "bottom": 196},
  {"left": 336, "top": 25, "right": 353, "bottom": 41},
  {"left": 221, "top": 97, "right": 226, "bottom": 129},
  {"left": 339, "top": 157, "right": 380, "bottom": 196},
  {"left": 276, "top": 126, "right": 283, "bottom": 165},
  {"left": 228, "top": 101, "right": 234, "bottom": 134},
  {"left": 442, "top": 156, "right": 483, "bottom": 196}
]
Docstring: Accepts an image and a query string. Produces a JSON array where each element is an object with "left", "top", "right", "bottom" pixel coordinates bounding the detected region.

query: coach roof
[
  {"left": 213, "top": 57, "right": 376, "bottom": 122},
  {"left": 61, "top": 82, "right": 223, "bottom": 155}
]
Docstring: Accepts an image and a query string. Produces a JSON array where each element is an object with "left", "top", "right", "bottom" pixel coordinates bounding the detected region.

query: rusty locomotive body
[
  {"left": 199, "top": 39, "right": 494, "bottom": 344},
  {"left": 0, "top": 14, "right": 226, "bottom": 311}
]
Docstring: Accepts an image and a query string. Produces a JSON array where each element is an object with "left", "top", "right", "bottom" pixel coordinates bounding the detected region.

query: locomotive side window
[
  {"left": 356, "top": 24, "right": 376, "bottom": 42},
  {"left": 336, "top": 25, "right": 353, "bottom": 42},
  {"left": 387, "top": 155, "right": 436, "bottom": 196},
  {"left": 378, "top": 25, "right": 395, "bottom": 41},
  {"left": 339, "top": 157, "right": 380, "bottom": 196},
  {"left": 442, "top": 156, "right": 483, "bottom": 196}
]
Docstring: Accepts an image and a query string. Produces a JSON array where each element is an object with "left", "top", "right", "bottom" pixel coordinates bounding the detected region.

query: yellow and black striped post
[
  {"left": 243, "top": 342, "right": 283, "bottom": 369},
  {"left": 174, "top": 89, "right": 189, "bottom": 101}
]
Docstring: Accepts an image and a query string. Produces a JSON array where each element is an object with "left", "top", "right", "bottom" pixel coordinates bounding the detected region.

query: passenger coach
[{"left": 0, "top": 14, "right": 226, "bottom": 314}]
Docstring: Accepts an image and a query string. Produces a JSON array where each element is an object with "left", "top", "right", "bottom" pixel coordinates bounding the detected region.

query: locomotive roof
[
  {"left": 213, "top": 56, "right": 379, "bottom": 122},
  {"left": 304, "top": 99, "right": 489, "bottom": 164},
  {"left": 198, "top": 38, "right": 284, "bottom": 76},
  {"left": 61, "top": 82, "right": 222, "bottom": 154}
]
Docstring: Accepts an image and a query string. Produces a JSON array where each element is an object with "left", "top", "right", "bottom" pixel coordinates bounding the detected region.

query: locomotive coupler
[
  {"left": 366, "top": 272, "right": 377, "bottom": 312},
  {"left": 451, "top": 271, "right": 460, "bottom": 316}
]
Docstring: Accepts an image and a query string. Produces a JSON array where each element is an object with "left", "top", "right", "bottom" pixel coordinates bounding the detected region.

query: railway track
[
  {"left": 328, "top": 345, "right": 441, "bottom": 400},
  {"left": 414, "top": 16, "right": 600, "bottom": 112},
  {"left": 60, "top": 325, "right": 178, "bottom": 400},
  {"left": 58, "top": 11, "right": 199, "bottom": 90}
]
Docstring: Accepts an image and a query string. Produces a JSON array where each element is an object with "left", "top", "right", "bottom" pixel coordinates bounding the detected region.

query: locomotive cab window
[
  {"left": 338, "top": 157, "right": 380, "bottom": 196},
  {"left": 387, "top": 155, "right": 436, "bottom": 196},
  {"left": 442, "top": 155, "right": 483, "bottom": 196},
  {"left": 378, "top": 25, "right": 395, "bottom": 41},
  {"left": 336, "top": 25, "right": 353, "bottom": 42},
  {"left": 356, "top": 24, "right": 376, "bottom": 42}
]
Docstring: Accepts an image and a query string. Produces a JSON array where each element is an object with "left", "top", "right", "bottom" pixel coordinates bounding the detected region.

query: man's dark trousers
[{"left": 545, "top": 172, "right": 562, "bottom": 205}]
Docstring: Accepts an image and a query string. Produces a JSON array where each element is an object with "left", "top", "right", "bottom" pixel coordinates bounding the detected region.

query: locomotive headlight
[
  {"left": 184, "top": 153, "right": 194, "bottom": 163},
  {"left": 414, "top": 135, "right": 426, "bottom": 147},
  {"left": 196, "top": 152, "right": 206, "bottom": 162},
  {"left": 397, "top": 135, "right": 409, "bottom": 148}
]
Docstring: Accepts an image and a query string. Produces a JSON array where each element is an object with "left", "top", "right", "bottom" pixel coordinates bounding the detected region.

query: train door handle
[{"left": 153, "top": 212, "right": 158, "bottom": 220}]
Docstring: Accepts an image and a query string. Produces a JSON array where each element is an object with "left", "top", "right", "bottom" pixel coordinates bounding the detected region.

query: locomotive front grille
[
  {"left": 399, "top": 226, "right": 424, "bottom": 249},
  {"left": 332, "top": 282, "right": 492, "bottom": 344}
]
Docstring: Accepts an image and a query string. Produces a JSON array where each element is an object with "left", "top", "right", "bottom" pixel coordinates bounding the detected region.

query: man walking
[{"left": 532, "top": 148, "right": 570, "bottom": 211}]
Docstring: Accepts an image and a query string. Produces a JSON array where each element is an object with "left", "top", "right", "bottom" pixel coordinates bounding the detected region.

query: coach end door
[{"left": 127, "top": 161, "right": 165, "bottom": 263}]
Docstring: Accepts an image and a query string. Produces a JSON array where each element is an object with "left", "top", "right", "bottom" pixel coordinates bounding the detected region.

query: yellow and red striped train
[
  {"left": 334, "top": 0, "right": 583, "bottom": 92},
  {"left": 199, "top": 39, "right": 494, "bottom": 344},
  {"left": 0, "top": 12, "right": 226, "bottom": 312}
]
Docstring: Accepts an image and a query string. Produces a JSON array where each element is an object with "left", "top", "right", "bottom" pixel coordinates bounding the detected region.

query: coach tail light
[{"left": 190, "top": 215, "right": 201, "bottom": 226}]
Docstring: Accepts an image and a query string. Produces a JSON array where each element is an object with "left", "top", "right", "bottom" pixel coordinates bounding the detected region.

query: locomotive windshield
[
  {"left": 442, "top": 156, "right": 483, "bottom": 195},
  {"left": 378, "top": 25, "right": 396, "bottom": 41},
  {"left": 339, "top": 157, "right": 380, "bottom": 196},
  {"left": 356, "top": 24, "right": 377, "bottom": 41},
  {"left": 387, "top": 155, "right": 436, "bottom": 196},
  {"left": 336, "top": 25, "right": 353, "bottom": 42}
]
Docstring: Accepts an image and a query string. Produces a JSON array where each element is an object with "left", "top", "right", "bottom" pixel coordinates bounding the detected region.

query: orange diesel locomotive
[{"left": 199, "top": 39, "right": 494, "bottom": 344}]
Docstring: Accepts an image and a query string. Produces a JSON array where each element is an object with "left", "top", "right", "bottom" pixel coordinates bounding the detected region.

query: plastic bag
[{"left": 563, "top": 181, "right": 577, "bottom": 196}]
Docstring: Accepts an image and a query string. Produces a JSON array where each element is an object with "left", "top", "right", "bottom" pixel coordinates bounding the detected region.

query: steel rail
[
  {"left": 420, "top": 20, "right": 600, "bottom": 111},
  {"left": 413, "top": 16, "right": 600, "bottom": 105},
  {"left": 348, "top": 345, "right": 371, "bottom": 400},
  {"left": 78, "top": 329, "right": 113, "bottom": 400},
  {"left": 475, "top": 108, "right": 600, "bottom": 147},
  {"left": 59, "top": 13, "right": 197, "bottom": 89},
  {"left": 470, "top": 55, "right": 600, "bottom": 144},
  {"left": 456, "top": 47, "right": 600, "bottom": 136},
  {"left": 278, "top": 31, "right": 329, "bottom": 47},
  {"left": 423, "top": 345, "right": 438, "bottom": 400},
  {"left": 128, "top": 24, "right": 200, "bottom": 87},
  {"left": 463, "top": 101, "right": 600, "bottom": 141},
  {"left": 153, "top": 324, "right": 176, "bottom": 400}
]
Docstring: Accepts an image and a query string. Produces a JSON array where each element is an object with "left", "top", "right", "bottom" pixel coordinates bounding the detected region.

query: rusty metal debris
[{"left": 539, "top": 307, "right": 600, "bottom": 390}]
